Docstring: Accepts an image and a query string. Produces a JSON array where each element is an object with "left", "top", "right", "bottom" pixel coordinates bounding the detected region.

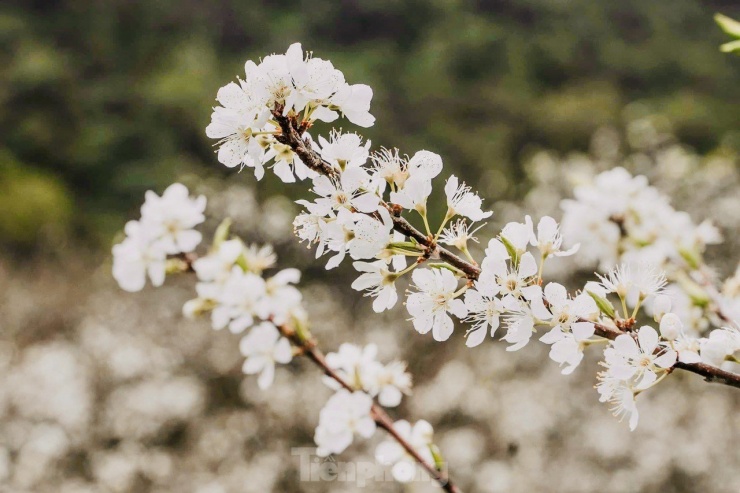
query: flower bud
[{"left": 659, "top": 312, "right": 683, "bottom": 340}]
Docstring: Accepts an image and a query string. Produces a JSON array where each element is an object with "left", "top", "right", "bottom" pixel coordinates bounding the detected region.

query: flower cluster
[
  {"left": 112, "top": 183, "right": 206, "bottom": 292},
  {"left": 315, "top": 343, "right": 419, "bottom": 470},
  {"left": 323, "top": 343, "right": 412, "bottom": 407},
  {"left": 206, "top": 43, "right": 373, "bottom": 182},
  {"left": 111, "top": 184, "right": 445, "bottom": 487},
  {"left": 561, "top": 167, "right": 721, "bottom": 272}
]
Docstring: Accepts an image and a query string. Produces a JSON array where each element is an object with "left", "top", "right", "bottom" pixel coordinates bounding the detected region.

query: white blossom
[
  {"left": 112, "top": 221, "right": 167, "bottom": 292},
  {"left": 192, "top": 239, "right": 244, "bottom": 284},
  {"left": 501, "top": 302, "right": 536, "bottom": 351},
  {"left": 239, "top": 322, "right": 293, "bottom": 389},
  {"left": 674, "top": 334, "right": 702, "bottom": 364},
  {"left": 658, "top": 313, "right": 683, "bottom": 341},
  {"left": 242, "top": 243, "right": 277, "bottom": 274},
  {"left": 304, "top": 166, "right": 379, "bottom": 216},
  {"left": 652, "top": 294, "right": 672, "bottom": 322},
  {"left": 439, "top": 219, "right": 483, "bottom": 251},
  {"left": 140, "top": 183, "right": 206, "bottom": 254},
  {"left": 602, "top": 326, "right": 677, "bottom": 390},
  {"left": 444, "top": 175, "right": 493, "bottom": 221},
  {"left": 375, "top": 420, "right": 434, "bottom": 482},
  {"left": 324, "top": 343, "right": 382, "bottom": 391},
  {"left": 319, "top": 208, "right": 394, "bottom": 269},
  {"left": 211, "top": 267, "right": 267, "bottom": 334},
  {"left": 205, "top": 83, "right": 270, "bottom": 171},
  {"left": 314, "top": 390, "right": 376, "bottom": 457},
  {"left": 539, "top": 321, "right": 596, "bottom": 374},
  {"left": 262, "top": 268, "right": 303, "bottom": 324},
  {"left": 500, "top": 218, "right": 533, "bottom": 257},
  {"left": 262, "top": 142, "right": 314, "bottom": 183},
  {"left": 369, "top": 147, "right": 408, "bottom": 191},
  {"left": 389, "top": 175, "right": 432, "bottom": 214},
  {"left": 529, "top": 215, "right": 579, "bottom": 258},
  {"left": 406, "top": 268, "right": 467, "bottom": 342},
  {"left": 329, "top": 82, "right": 375, "bottom": 127},
  {"left": 481, "top": 239, "right": 538, "bottom": 298},
  {"left": 463, "top": 274, "right": 508, "bottom": 348},
  {"left": 318, "top": 131, "right": 371, "bottom": 172},
  {"left": 699, "top": 326, "right": 740, "bottom": 366},
  {"left": 609, "top": 384, "right": 640, "bottom": 431},
  {"left": 351, "top": 261, "right": 399, "bottom": 312},
  {"left": 371, "top": 361, "right": 412, "bottom": 407},
  {"left": 406, "top": 150, "right": 443, "bottom": 181}
]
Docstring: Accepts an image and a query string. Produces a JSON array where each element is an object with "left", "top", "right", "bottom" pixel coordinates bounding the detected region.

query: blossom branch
[
  {"left": 272, "top": 112, "right": 481, "bottom": 280},
  {"left": 586, "top": 319, "right": 740, "bottom": 388},
  {"left": 272, "top": 113, "right": 739, "bottom": 390},
  {"left": 278, "top": 324, "right": 461, "bottom": 492}
]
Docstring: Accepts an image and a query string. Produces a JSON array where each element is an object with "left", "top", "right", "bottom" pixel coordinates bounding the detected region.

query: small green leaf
[
  {"left": 720, "top": 39, "right": 740, "bottom": 53},
  {"left": 428, "top": 263, "right": 464, "bottom": 276},
  {"left": 678, "top": 247, "right": 701, "bottom": 270},
  {"left": 213, "top": 217, "right": 232, "bottom": 248},
  {"left": 429, "top": 444, "right": 445, "bottom": 471},
  {"left": 235, "top": 253, "right": 249, "bottom": 272},
  {"left": 715, "top": 13, "right": 740, "bottom": 38},
  {"left": 499, "top": 235, "right": 520, "bottom": 267},
  {"left": 587, "top": 290, "right": 616, "bottom": 319},
  {"left": 674, "top": 271, "right": 710, "bottom": 307}
]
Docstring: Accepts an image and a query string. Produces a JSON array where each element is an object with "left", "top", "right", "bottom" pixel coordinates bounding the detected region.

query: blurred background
[{"left": 1, "top": 1, "right": 739, "bottom": 492}]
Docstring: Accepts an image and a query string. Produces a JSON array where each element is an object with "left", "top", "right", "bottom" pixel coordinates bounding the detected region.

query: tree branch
[
  {"left": 274, "top": 113, "right": 739, "bottom": 390},
  {"left": 278, "top": 325, "right": 462, "bottom": 492}
]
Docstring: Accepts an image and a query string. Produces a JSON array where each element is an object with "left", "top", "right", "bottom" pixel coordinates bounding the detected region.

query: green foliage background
[{"left": 1, "top": 0, "right": 739, "bottom": 249}]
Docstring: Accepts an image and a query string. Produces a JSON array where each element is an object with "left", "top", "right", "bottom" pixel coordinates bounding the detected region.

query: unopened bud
[{"left": 659, "top": 313, "right": 683, "bottom": 340}]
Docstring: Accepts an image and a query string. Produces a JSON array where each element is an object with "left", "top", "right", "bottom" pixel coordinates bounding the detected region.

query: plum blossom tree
[{"left": 112, "top": 42, "right": 740, "bottom": 490}]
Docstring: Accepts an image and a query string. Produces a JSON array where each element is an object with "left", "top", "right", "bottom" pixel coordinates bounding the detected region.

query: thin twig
[{"left": 278, "top": 326, "right": 461, "bottom": 492}]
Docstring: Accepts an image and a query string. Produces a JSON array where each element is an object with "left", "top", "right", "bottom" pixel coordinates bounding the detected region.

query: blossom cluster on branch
[{"left": 112, "top": 43, "right": 739, "bottom": 489}]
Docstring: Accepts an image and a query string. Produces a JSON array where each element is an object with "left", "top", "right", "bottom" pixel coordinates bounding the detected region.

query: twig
[{"left": 278, "top": 325, "right": 462, "bottom": 492}]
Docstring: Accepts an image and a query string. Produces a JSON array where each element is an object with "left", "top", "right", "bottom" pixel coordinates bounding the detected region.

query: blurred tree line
[{"left": 1, "top": 0, "right": 739, "bottom": 250}]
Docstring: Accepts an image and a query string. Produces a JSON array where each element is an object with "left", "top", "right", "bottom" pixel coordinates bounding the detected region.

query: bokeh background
[{"left": 1, "top": 1, "right": 739, "bottom": 492}]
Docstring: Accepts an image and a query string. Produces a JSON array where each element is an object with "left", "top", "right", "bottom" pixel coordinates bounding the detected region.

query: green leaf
[
  {"left": 429, "top": 444, "right": 445, "bottom": 471},
  {"left": 715, "top": 13, "right": 740, "bottom": 38},
  {"left": 428, "top": 262, "right": 464, "bottom": 276},
  {"left": 720, "top": 39, "right": 740, "bottom": 53},
  {"left": 678, "top": 247, "right": 701, "bottom": 270},
  {"left": 587, "top": 290, "right": 616, "bottom": 319},
  {"left": 213, "top": 217, "right": 232, "bottom": 248},
  {"left": 674, "top": 271, "right": 710, "bottom": 307},
  {"left": 499, "top": 235, "right": 520, "bottom": 267}
]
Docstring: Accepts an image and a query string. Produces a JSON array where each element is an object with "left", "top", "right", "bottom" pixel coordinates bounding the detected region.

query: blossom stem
[
  {"left": 634, "top": 370, "right": 671, "bottom": 395},
  {"left": 620, "top": 296, "right": 630, "bottom": 321},
  {"left": 394, "top": 262, "right": 419, "bottom": 278},
  {"left": 422, "top": 211, "right": 433, "bottom": 238},
  {"left": 630, "top": 298, "right": 643, "bottom": 320},
  {"left": 434, "top": 209, "right": 453, "bottom": 241},
  {"left": 536, "top": 253, "right": 546, "bottom": 284},
  {"left": 460, "top": 246, "right": 477, "bottom": 265}
]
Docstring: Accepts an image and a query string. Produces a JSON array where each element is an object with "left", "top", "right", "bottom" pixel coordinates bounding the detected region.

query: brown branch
[
  {"left": 586, "top": 318, "right": 740, "bottom": 388},
  {"left": 278, "top": 325, "right": 461, "bottom": 493},
  {"left": 273, "top": 113, "right": 739, "bottom": 391},
  {"left": 273, "top": 112, "right": 480, "bottom": 279},
  {"left": 673, "top": 361, "right": 740, "bottom": 389}
]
